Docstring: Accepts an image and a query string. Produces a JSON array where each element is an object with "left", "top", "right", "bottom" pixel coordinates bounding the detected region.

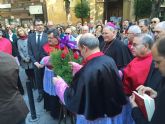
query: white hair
[
  {"left": 135, "top": 34, "right": 154, "bottom": 49},
  {"left": 128, "top": 25, "right": 141, "bottom": 34},
  {"left": 155, "top": 21, "right": 165, "bottom": 30},
  {"left": 151, "top": 18, "right": 160, "bottom": 23}
]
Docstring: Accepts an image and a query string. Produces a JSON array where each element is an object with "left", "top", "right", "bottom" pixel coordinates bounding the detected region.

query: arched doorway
[{"left": 104, "top": 0, "right": 123, "bottom": 21}]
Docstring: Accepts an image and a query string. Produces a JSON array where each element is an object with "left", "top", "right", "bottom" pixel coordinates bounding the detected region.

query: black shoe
[{"left": 37, "top": 94, "right": 43, "bottom": 102}]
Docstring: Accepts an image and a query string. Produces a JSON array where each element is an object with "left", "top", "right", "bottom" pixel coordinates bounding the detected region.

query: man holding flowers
[{"left": 53, "top": 33, "right": 127, "bottom": 124}]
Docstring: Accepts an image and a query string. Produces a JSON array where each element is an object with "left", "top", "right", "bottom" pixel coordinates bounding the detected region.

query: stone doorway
[{"left": 104, "top": 0, "right": 123, "bottom": 21}]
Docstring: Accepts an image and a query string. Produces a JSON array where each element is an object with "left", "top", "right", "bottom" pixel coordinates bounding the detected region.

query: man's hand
[
  {"left": 40, "top": 64, "right": 44, "bottom": 68},
  {"left": 24, "top": 57, "right": 30, "bottom": 63},
  {"left": 68, "top": 62, "right": 82, "bottom": 76},
  {"left": 34, "top": 62, "right": 43, "bottom": 68},
  {"left": 136, "top": 85, "right": 157, "bottom": 99},
  {"left": 129, "top": 94, "right": 138, "bottom": 108},
  {"left": 53, "top": 76, "right": 63, "bottom": 85}
]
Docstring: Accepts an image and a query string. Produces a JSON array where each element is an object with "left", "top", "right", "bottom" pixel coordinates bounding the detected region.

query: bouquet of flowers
[{"left": 51, "top": 35, "right": 81, "bottom": 85}]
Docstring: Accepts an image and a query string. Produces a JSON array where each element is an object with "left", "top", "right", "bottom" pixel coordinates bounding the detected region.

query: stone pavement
[{"left": 20, "top": 68, "right": 72, "bottom": 124}]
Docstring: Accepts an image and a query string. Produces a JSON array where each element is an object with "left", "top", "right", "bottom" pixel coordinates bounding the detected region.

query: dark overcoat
[{"left": 0, "top": 52, "right": 29, "bottom": 124}]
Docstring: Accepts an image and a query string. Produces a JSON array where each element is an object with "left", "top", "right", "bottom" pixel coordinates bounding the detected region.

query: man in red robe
[
  {"left": 129, "top": 36, "right": 165, "bottom": 124},
  {"left": 122, "top": 34, "right": 162, "bottom": 95},
  {"left": 120, "top": 34, "right": 163, "bottom": 124},
  {"left": 127, "top": 25, "right": 142, "bottom": 55}
]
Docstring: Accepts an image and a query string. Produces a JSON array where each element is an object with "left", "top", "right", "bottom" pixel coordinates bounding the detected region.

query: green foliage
[
  {"left": 74, "top": 1, "right": 90, "bottom": 19},
  {"left": 51, "top": 50, "right": 81, "bottom": 85},
  {"left": 134, "top": 0, "right": 152, "bottom": 18}
]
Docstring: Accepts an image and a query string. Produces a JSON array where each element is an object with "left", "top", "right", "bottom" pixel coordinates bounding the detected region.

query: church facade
[{"left": 45, "top": 0, "right": 135, "bottom": 24}]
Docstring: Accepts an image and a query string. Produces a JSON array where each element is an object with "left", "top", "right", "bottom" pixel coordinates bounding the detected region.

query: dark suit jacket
[
  {"left": 6, "top": 33, "right": 19, "bottom": 57},
  {"left": 100, "top": 38, "right": 133, "bottom": 69},
  {"left": 28, "top": 32, "right": 48, "bottom": 63},
  {"left": 64, "top": 55, "right": 127, "bottom": 120},
  {"left": 0, "top": 52, "right": 29, "bottom": 124},
  {"left": 144, "top": 61, "right": 163, "bottom": 91},
  {"left": 132, "top": 78, "right": 165, "bottom": 124},
  {"left": 132, "top": 61, "right": 164, "bottom": 124}
]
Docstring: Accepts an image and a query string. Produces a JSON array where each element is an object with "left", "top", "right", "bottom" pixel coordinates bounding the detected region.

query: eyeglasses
[
  {"left": 65, "top": 33, "right": 70, "bottom": 35},
  {"left": 132, "top": 43, "right": 144, "bottom": 48},
  {"left": 153, "top": 30, "right": 161, "bottom": 34},
  {"left": 151, "top": 21, "right": 157, "bottom": 24}
]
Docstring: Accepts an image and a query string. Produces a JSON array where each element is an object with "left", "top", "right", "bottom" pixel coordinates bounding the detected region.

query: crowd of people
[{"left": 0, "top": 17, "right": 165, "bottom": 124}]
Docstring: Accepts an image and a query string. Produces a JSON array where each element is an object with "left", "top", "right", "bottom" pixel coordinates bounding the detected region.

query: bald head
[
  {"left": 128, "top": 25, "right": 141, "bottom": 34},
  {"left": 79, "top": 33, "right": 99, "bottom": 50},
  {"left": 154, "top": 21, "right": 165, "bottom": 39}
]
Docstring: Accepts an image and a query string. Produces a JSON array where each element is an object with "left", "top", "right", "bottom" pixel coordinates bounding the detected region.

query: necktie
[
  {"left": 37, "top": 34, "right": 41, "bottom": 50},
  {"left": 37, "top": 34, "right": 41, "bottom": 44}
]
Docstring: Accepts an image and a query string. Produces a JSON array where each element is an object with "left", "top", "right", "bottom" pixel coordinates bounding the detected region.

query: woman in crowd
[
  {"left": 17, "top": 27, "right": 36, "bottom": 89},
  {"left": 41, "top": 28, "right": 79, "bottom": 119},
  {"left": 95, "top": 25, "right": 103, "bottom": 38},
  {"left": 40, "top": 29, "right": 65, "bottom": 119},
  {"left": 57, "top": 26, "right": 65, "bottom": 39},
  {"left": 6, "top": 25, "right": 24, "bottom": 94},
  {"left": 6, "top": 26, "right": 18, "bottom": 56}
]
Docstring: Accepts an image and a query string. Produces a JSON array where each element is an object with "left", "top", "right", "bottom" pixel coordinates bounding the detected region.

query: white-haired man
[
  {"left": 130, "top": 36, "right": 165, "bottom": 124},
  {"left": 127, "top": 25, "right": 142, "bottom": 54},
  {"left": 100, "top": 22, "right": 133, "bottom": 69},
  {"left": 75, "top": 25, "right": 89, "bottom": 43},
  {"left": 150, "top": 17, "right": 160, "bottom": 32},
  {"left": 153, "top": 21, "right": 165, "bottom": 40}
]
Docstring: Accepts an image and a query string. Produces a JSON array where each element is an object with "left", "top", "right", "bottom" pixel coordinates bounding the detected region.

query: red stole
[
  {"left": 82, "top": 52, "right": 104, "bottom": 65},
  {"left": 19, "top": 35, "right": 28, "bottom": 40},
  {"left": 123, "top": 53, "right": 153, "bottom": 95}
]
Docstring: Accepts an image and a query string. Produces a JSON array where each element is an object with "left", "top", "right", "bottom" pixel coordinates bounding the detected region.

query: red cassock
[{"left": 123, "top": 53, "right": 153, "bottom": 95}]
